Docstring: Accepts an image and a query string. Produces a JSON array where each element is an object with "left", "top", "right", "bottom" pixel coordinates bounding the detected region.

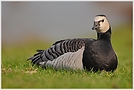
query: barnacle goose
[{"left": 28, "top": 15, "right": 118, "bottom": 71}]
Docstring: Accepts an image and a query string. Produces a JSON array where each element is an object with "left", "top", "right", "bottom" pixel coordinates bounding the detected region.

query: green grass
[{"left": 2, "top": 24, "right": 132, "bottom": 88}]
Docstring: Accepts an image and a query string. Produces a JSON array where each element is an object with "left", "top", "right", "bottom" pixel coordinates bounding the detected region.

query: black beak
[
  {"left": 92, "top": 27, "right": 95, "bottom": 30},
  {"left": 92, "top": 22, "right": 100, "bottom": 30}
]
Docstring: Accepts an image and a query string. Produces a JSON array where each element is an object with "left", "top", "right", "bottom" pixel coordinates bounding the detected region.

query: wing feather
[
  {"left": 45, "top": 46, "right": 85, "bottom": 70},
  {"left": 28, "top": 38, "right": 95, "bottom": 68}
]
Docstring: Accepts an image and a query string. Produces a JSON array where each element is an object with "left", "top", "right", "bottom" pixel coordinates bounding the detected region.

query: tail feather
[
  {"left": 33, "top": 52, "right": 40, "bottom": 56},
  {"left": 28, "top": 50, "right": 44, "bottom": 66},
  {"left": 32, "top": 55, "right": 41, "bottom": 64},
  {"left": 36, "top": 50, "right": 44, "bottom": 53},
  {"left": 27, "top": 57, "right": 33, "bottom": 60},
  {"left": 32, "top": 58, "right": 42, "bottom": 66}
]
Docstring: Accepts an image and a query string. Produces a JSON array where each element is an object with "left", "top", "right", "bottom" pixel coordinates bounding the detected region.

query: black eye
[{"left": 101, "top": 19, "right": 104, "bottom": 22}]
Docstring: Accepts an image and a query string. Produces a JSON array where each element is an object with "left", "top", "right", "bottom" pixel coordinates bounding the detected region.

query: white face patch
[{"left": 93, "top": 15, "right": 110, "bottom": 33}]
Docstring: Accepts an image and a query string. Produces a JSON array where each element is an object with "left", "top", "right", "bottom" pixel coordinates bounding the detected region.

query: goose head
[{"left": 92, "top": 15, "right": 110, "bottom": 33}]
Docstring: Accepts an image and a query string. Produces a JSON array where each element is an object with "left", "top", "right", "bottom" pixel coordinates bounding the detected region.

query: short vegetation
[{"left": 2, "top": 24, "right": 132, "bottom": 88}]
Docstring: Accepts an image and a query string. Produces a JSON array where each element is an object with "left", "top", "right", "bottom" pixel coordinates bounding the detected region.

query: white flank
[{"left": 46, "top": 46, "right": 85, "bottom": 70}]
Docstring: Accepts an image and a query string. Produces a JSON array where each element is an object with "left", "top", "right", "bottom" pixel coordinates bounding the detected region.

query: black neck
[{"left": 97, "top": 27, "right": 111, "bottom": 41}]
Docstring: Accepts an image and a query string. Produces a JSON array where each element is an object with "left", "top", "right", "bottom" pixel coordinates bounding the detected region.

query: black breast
[{"left": 82, "top": 39, "right": 118, "bottom": 71}]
